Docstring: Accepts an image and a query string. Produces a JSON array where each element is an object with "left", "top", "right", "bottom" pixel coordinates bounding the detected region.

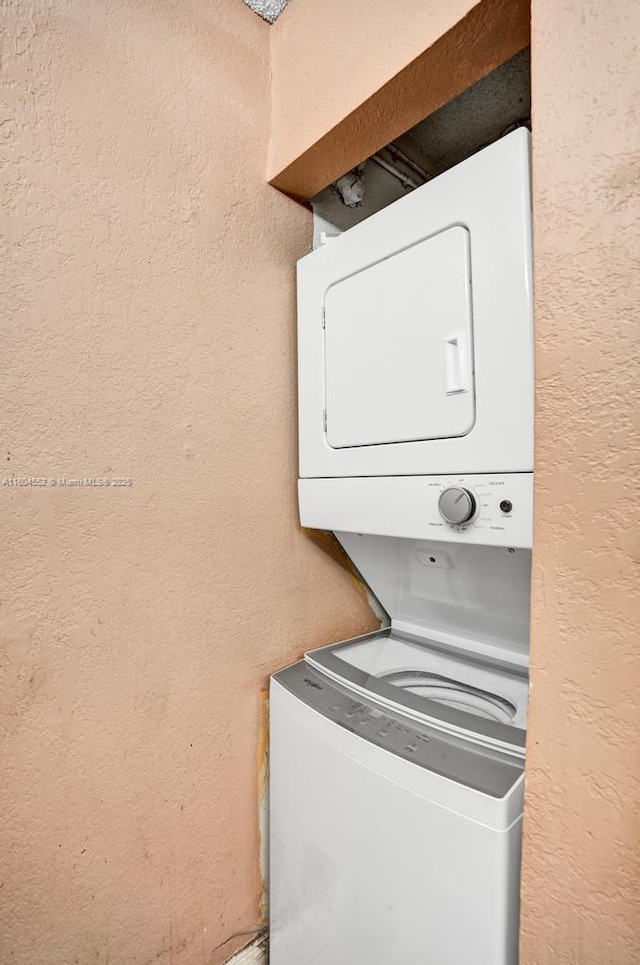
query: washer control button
[
  {"left": 499, "top": 499, "right": 513, "bottom": 513},
  {"left": 438, "top": 487, "right": 476, "bottom": 525}
]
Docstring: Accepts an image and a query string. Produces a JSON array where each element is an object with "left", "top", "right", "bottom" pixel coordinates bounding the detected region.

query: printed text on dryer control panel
[
  {"left": 297, "top": 472, "right": 534, "bottom": 548},
  {"left": 427, "top": 475, "right": 530, "bottom": 540}
]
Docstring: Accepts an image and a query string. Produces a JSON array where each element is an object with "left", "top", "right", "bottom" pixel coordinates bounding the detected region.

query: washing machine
[
  {"left": 270, "top": 660, "right": 524, "bottom": 965},
  {"left": 270, "top": 130, "right": 533, "bottom": 965}
]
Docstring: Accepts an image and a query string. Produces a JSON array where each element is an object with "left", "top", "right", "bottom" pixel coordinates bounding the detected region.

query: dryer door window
[{"left": 323, "top": 225, "right": 475, "bottom": 449}]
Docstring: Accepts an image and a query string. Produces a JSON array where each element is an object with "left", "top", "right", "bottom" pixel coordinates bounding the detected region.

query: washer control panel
[{"left": 273, "top": 660, "right": 524, "bottom": 797}]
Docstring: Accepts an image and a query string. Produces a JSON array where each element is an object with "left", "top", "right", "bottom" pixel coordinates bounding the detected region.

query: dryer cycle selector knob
[{"left": 438, "top": 487, "right": 476, "bottom": 525}]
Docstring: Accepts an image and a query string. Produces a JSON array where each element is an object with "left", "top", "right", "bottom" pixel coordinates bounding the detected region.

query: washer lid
[
  {"left": 336, "top": 531, "right": 531, "bottom": 668},
  {"left": 331, "top": 632, "right": 527, "bottom": 728},
  {"left": 306, "top": 628, "right": 528, "bottom": 754},
  {"left": 323, "top": 226, "right": 475, "bottom": 449}
]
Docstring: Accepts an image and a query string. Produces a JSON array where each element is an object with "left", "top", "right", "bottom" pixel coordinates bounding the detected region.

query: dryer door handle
[{"left": 445, "top": 333, "right": 470, "bottom": 395}]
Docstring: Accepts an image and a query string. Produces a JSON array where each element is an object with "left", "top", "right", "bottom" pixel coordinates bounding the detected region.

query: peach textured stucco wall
[
  {"left": 0, "top": 2, "right": 376, "bottom": 964},
  {"left": 520, "top": 1, "right": 640, "bottom": 961}
]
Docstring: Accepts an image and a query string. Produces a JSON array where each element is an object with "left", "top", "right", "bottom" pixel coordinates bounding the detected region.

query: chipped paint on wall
[{"left": 243, "top": 0, "right": 291, "bottom": 24}]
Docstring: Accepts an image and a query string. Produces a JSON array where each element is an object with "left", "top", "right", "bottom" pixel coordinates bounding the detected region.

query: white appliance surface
[
  {"left": 270, "top": 669, "right": 523, "bottom": 965},
  {"left": 324, "top": 225, "right": 474, "bottom": 448},
  {"left": 299, "top": 472, "right": 534, "bottom": 548},
  {"left": 297, "top": 129, "right": 533, "bottom": 480},
  {"left": 272, "top": 131, "right": 534, "bottom": 965},
  {"left": 335, "top": 531, "right": 531, "bottom": 667},
  {"left": 306, "top": 628, "right": 527, "bottom": 757},
  {"left": 313, "top": 632, "right": 528, "bottom": 728}
]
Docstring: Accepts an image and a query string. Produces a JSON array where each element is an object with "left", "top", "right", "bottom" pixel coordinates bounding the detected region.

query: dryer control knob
[{"left": 438, "top": 487, "right": 476, "bottom": 525}]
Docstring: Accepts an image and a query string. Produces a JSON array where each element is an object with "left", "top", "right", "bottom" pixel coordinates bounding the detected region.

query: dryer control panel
[
  {"left": 425, "top": 474, "right": 532, "bottom": 542},
  {"left": 299, "top": 473, "right": 533, "bottom": 548}
]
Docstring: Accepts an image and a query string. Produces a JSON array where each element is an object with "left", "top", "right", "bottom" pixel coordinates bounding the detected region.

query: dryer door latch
[{"left": 445, "top": 333, "right": 470, "bottom": 395}]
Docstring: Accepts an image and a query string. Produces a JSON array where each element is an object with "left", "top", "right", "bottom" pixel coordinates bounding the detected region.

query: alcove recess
[{"left": 311, "top": 47, "right": 531, "bottom": 247}]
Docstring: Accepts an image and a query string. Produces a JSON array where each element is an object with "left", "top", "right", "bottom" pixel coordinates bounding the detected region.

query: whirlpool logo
[{"left": 303, "top": 677, "right": 323, "bottom": 691}]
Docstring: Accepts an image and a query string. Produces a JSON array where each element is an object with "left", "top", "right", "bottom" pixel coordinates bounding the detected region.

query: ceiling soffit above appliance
[{"left": 312, "top": 47, "right": 531, "bottom": 238}]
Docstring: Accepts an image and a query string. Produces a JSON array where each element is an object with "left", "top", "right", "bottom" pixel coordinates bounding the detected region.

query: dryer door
[
  {"left": 297, "top": 128, "right": 533, "bottom": 478},
  {"left": 324, "top": 226, "right": 474, "bottom": 449}
]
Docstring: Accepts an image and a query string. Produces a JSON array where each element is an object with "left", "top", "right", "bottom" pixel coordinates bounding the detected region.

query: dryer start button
[{"left": 438, "top": 487, "right": 476, "bottom": 525}]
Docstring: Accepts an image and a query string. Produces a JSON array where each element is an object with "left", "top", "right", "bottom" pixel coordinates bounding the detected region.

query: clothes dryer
[{"left": 297, "top": 129, "right": 533, "bottom": 494}]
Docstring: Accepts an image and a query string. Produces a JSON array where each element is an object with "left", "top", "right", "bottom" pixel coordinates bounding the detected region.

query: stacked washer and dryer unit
[{"left": 270, "top": 130, "right": 534, "bottom": 965}]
